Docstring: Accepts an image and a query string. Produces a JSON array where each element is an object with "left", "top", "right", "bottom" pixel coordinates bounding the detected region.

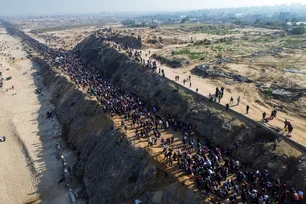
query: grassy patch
[
  {"left": 280, "top": 38, "right": 306, "bottom": 48},
  {"left": 204, "top": 29, "right": 240, "bottom": 35},
  {"left": 262, "top": 89, "right": 273, "bottom": 99},
  {"left": 193, "top": 26, "right": 240, "bottom": 35},
  {"left": 278, "top": 35, "right": 306, "bottom": 48},
  {"left": 30, "top": 23, "right": 100, "bottom": 34},
  {"left": 174, "top": 48, "right": 210, "bottom": 60},
  {"left": 288, "top": 34, "right": 306, "bottom": 39},
  {"left": 247, "top": 37, "right": 278, "bottom": 43},
  {"left": 242, "top": 36, "right": 249, "bottom": 41},
  {"left": 263, "top": 89, "right": 273, "bottom": 94},
  {"left": 212, "top": 45, "right": 224, "bottom": 52},
  {"left": 174, "top": 48, "right": 191, "bottom": 55}
]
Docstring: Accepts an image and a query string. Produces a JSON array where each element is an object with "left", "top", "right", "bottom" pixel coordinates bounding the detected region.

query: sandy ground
[
  {"left": 0, "top": 28, "right": 70, "bottom": 203},
  {"left": 139, "top": 50, "right": 306, "bottom": 146},
  {"left": 26, "top": 26, "right": 97, "bottom": 50}
]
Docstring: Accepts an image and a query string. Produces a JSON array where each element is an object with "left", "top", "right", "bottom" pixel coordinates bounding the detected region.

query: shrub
[{"left": 263, "top": 89, "right": 273, "bottom": 94}]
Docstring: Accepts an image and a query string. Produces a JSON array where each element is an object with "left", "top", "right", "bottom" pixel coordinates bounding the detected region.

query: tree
[
  {"left": 140, "top": 22, "right": 147, "bottom": 27},
  {"left": 265, "top": 21, "right": 275, "bottom": 26},
  {"left": 181, "top": 16, "right": 190, "bottom": 24},
  {"left": 292, "top": 26, "right": 306, "bottom": 35},
  {"left": 254, "top": 19, "right": 261, "bottom": 25},
  {"left": 122, "top": 20, "right": 136, "bottom": 27}
]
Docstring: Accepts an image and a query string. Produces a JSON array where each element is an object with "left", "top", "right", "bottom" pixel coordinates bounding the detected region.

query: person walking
[
  {"left": 246, "top": 105, "right": 250, "bottom": 114},
  {"left": 237, "top": 96, "right": 240, "bottom": 105},
  {"left": 226, "top": 103, "right": 229, "bottom": 111},
  {"left": 161, "top": 69, "right": 165, "bottom": 77},
  {"left": 216, "top": 87, "right": 219, "bottom": 98},
  {"left": 287, "top": 123, "right": 293, "bottom": 137},
  {"left": 221, "top": 87, "right": 224, "bottom": 98},
  {"left": 262, "top": 112, "right": 266, "bottom": 120},
  {"left": 230, "top": 97, "right": 234, "bottom": 105}
]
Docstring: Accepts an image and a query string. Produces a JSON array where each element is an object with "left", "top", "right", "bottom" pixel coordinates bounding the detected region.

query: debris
[
  {"left": 194, "top": 64, "right": 253, "bottom": 83},
  {"left": 6, "top": 76, "right": 12, "bottom": 80},
  {"left": 196, "top": 64, "right": 210, "bottom": 71},
  {"left": 272, "top": 89, "right": 299, "bottom": 98},
  {"left": 245, "top": 48, "right": 284, "bottom": 58},
  {"left": 216, "top": 57, "right": 230, "bottom": 64},
  {"left": 0, "top": 136, "right": 6, "bottom": 142},
  {"left": 256, "top": 82, "right": 272, "bottom": 88},
  {"left": 283, "top": 69, "right": 306, "bottom": 74}
]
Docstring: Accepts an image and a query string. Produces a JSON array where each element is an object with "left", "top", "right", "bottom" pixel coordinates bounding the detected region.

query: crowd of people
[
  {"left": 55, "top": 53, "right": 303, "bottom": 204},
  {"left": 7, "top": 23, "right": 304, "bottom": 203},
  {"left": 55, "top": 51, "right": 303, "bottom": 203}
]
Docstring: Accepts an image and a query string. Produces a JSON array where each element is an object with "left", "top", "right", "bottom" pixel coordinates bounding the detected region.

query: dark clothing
[{"left": 262, "top": 112, "right": 266, "bottom": 120}]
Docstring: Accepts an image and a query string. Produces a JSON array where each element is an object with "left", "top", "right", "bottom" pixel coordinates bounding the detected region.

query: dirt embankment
[
  {"left": 151, "top": 53, "right": 185, "bottom": 68},
  {"left": 74, "top": 35, "right": 306, "bottom": 189},
  {"left": 100, "top": 34, "right": 142, "bottom": 49},
  {"left": 34, "top": 59, "right": 203, "bottom": 204}
]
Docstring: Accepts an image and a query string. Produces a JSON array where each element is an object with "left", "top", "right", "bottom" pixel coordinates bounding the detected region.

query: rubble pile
[
  {"left": 256, "top": 82, "right": 303, "bottom": 98},
  {"left": 193, "top": 63, "right": 253, "bottom": 83},
  {"left": 245, "top": 48, "right": 284, "bottom": 58}
]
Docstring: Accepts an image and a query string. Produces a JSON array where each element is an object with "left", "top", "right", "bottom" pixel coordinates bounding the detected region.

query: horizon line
[{"left": 1, "top": 2, "right": 305, "bottom": 18}]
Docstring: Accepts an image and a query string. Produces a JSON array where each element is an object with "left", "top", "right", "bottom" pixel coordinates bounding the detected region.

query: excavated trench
[
  {"left": 33, "top": 34, "right": 306, "bottom": 204},
  {"left": 35, "top": 59, "right": 203, "bottom": 204}
]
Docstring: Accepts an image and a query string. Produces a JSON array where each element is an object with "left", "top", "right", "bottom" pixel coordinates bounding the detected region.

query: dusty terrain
[
  {"left": 26, "top": 26, "right": 98, "bottom": 50},
  {"left": 10, "top": 16, "right": 120, "bottom": 50},
  {"left": 96, "top": 25, "right": 306, "bottom": 148},
  {"left": 0, "top": 27, "right": 71, "bottom": 203},
  {"left": 2, "top": 17, "right": 304, "bottom": 203},
  {"left": 10, "top": 20, "right": 306, "bottom": 203}
]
